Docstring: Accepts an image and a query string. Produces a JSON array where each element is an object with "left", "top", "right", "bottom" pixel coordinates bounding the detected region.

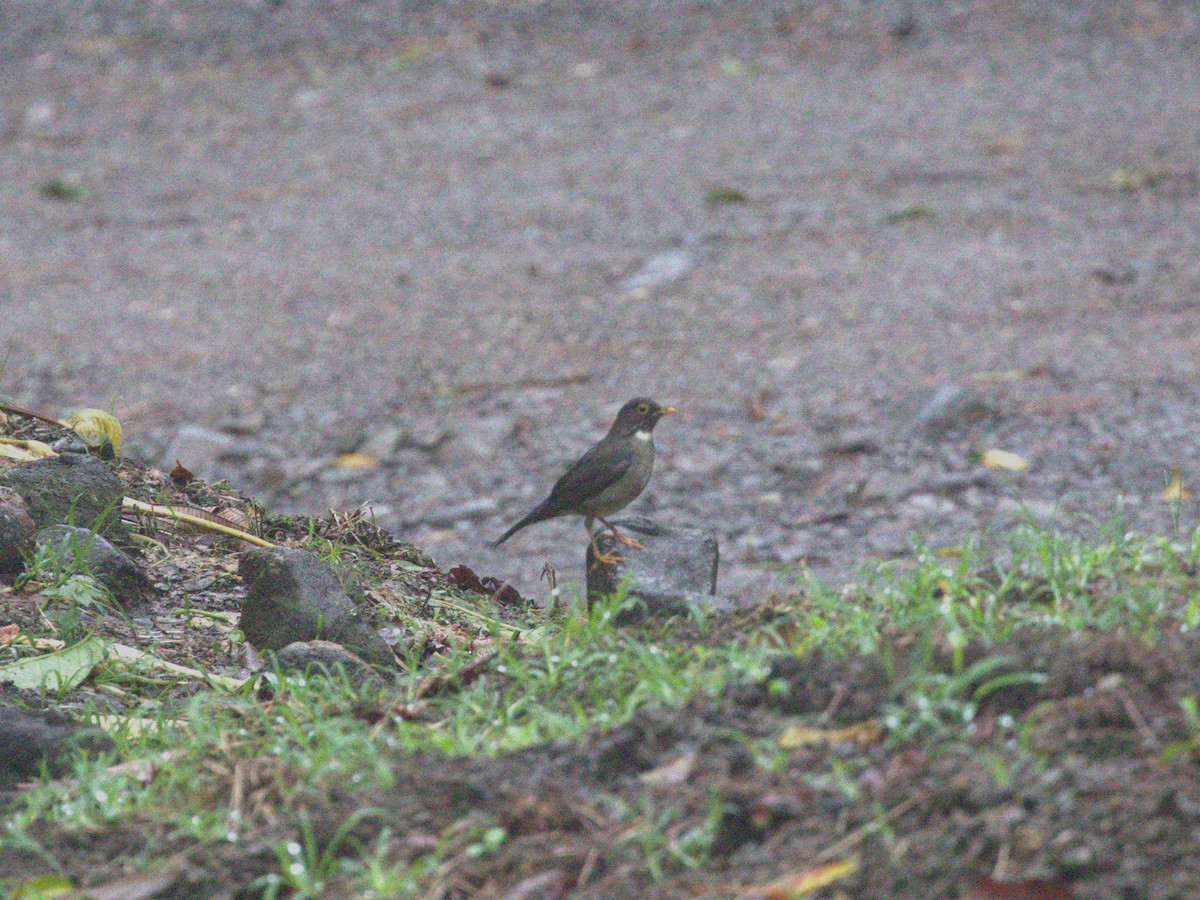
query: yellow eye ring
[{"left": 637, "top": 403, "right": 649, "bottom": 414}]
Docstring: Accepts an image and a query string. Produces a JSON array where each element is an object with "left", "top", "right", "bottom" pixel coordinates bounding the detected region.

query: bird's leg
[
  {"left": 585, "top": 519, "right": 625, "bottom": 568},
  {"left": 596, "top": 516, "right": 645, "bottom": 550}
]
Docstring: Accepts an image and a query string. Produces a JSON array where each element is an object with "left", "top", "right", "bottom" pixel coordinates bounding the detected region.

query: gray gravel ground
[{"left": 4, "top": 1, "right": 1200, "bottom": 603}]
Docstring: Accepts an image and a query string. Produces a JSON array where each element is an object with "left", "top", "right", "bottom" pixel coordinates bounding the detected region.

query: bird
[{"left": 494, "top": 397, "right": 676, "bottom": 565}]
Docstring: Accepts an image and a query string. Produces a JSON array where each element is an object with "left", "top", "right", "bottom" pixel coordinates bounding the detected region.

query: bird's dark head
[{"left": 609, "top": 397, "right": 676, "bottom": 437}]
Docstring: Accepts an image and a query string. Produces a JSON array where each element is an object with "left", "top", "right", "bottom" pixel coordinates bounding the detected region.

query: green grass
[
  {"left": 790, "top": 523, "right": 1200, "bottom": 655},
  {"left": 4, "top": 522, "right": 1199, "bottom": 897}
]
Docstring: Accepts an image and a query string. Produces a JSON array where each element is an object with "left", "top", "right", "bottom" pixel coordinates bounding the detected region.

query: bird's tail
[
  {"left": 493, "top": 505, "right": 548, "bottom": 547},
  {"left": 492, "top": 522, "right": 523, "bottom": 547}
]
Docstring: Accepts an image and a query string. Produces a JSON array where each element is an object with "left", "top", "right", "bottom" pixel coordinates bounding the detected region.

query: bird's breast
[{"left": 580, "top": 439, "right": 654, "bottom": 516}]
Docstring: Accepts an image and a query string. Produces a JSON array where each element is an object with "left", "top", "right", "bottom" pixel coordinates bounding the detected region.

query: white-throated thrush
[{"left": 494, "top": 398, "right": 676, "bottom": 564}]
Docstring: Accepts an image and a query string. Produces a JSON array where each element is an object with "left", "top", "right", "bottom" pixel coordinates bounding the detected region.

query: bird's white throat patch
[{"left": 634, "top": 430, "right": 652, "bottom": 442}]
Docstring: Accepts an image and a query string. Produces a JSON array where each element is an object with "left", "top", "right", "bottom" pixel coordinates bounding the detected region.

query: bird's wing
[{"left": 542, "top": 438, "right": 634, "bottom": 514}]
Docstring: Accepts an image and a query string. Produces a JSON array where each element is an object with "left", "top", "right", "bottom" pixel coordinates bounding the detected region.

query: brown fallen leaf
[
  {"left": 447, "top": 564, "right": 526, "bottom": 606},
  {"left": 170, "top": 460, "right": 195, "bottom": 486}
]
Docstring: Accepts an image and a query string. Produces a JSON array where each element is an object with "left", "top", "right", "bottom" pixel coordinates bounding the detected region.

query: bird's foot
[
  {"left": 611, "top": 531, "right": 644, "bottom": 550},
  {"left": 589, "top": 547, "right": 625, "bottom": 570}
]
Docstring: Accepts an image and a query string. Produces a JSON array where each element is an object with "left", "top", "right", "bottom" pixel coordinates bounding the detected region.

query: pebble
[
  {"left": 620, "top": 249, "right": 695, "bottom": 293},
  {"left": 356, "top": 423, "right": 406, "bottom": 462},
  {"left": 914, "top": 383, "right": 992, "bottom": 436}
]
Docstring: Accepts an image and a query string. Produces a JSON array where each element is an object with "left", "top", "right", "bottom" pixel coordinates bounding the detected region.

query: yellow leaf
[
  {"left": 981, "top": 449, "right": 1030, "bottom": 472},
  {"left": 729, "top": 858, "right": 859, "bottom": 898},
  {"left": 0, "top": 437, "right": 58, "bottom": 461},
  {"left": 63, "top": 408, "right": 123, "bottom": 456},
  {"left": 1162, "top": 467, "right": 1192, "bottom": 502},
  {"left": 334, "top": 451, "right": 379, "bottom": 470},
  {"left": 10, "top": 874, "right": 76, "bottom": 899},
  {"left": 779, "top": 720, "right": 884, "bottom": 749}
]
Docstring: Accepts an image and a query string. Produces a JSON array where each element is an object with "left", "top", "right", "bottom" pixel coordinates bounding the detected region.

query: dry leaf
[
  {"left": 779, "top": 720, "right": 884, "bottom": 749},
  {"left": 0, "top": 623, "right": 20, "bottom": 646},
  {"left": 170, "top": 460, "right": 195, "bottom": 486},
  {"left": 0, "top": 438, "right": 57, "bottom": 461},
  {"left": 639, "top": 751, "right": 697, "bottom": 788},
  {"left": 728, "top": 857, "right": 859, "bottom": 898},
  {"left": 981, "top": 449, "right": 1030, "bottom": 472},
  {"left": 334, "top": 451, "right": 379, "bottom": 470},
  {"left": 63, "top": 408, "right": 123, "bottom": 456},
  {"left": 1161, "top": 467, "right": 1192, "bottom": 502}
]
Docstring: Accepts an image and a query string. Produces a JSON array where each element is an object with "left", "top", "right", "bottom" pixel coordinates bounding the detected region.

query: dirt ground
[
  {"left": 6, "top": 7, "right": 1200, "bottom": 895},
  {"left": 5, "top": 1, "right": 1200, "bottom": 604}
]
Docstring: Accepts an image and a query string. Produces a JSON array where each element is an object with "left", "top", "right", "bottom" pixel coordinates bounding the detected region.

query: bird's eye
[{"left": 637, "top": 403, "right": 649, "bottom": 414}]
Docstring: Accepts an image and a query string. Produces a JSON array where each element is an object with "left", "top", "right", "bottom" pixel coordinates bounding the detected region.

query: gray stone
[
  {"left": 857, "top": 470, "right": 928, "bottom": 504},
  {"left": 621, "top": 249, "right": 695, "bottom": 293},
  {"left": 0, "top": 486, "right": 36, "bottom": 574},
  {"left": 0, "top": 704, "right": 115, "bottom": 790},
  {"left": 586, "top": 516, "right": 721, "bottom": 624},
  {"left": 400, "top": 416, "right": 448, "bottom": 452},
  {"left": 820, "top": 429, "right": 882, "bottom": 457},
  {"left": 274, "top": 640, "right": 387, "bottom": 690},
  {"left": 913, "top": 383, "right": 993, "bottom": 436},
  {"left": 357, "top": 422, "right": 406, "bottom": 462},
  {"left": 37, "top": 525, "right": 158, "bottom": 606},
  {"left": 0, "top": 455, "right": 126, "bottom": 541},
  {"left": 238, "top": 547, "right": 396, "bottom": 668}
]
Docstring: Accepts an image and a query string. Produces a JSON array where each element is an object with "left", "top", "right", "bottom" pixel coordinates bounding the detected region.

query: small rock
[
  {"left": 0, "top": 455, "right": 126, "bottom": 541},
  {"left": 37, "top": 525, "right": 158, "bottom": 605},
  {"left": 821, "top": 429, "right": 882, "bottom": 457},
  {"left": 902, "top": 493, "right": 957, "bottom": 517},
  {"left": 993, "top": 497, "right": 1060, "bottom": 525},
  {"left": 928, "top": 471, "right": 990, "bottom": 494},
  {"left": 857, "top": 470, "right": 927, "bottom": 504},
  {"left": 357, "top": 423, "right": 406, "bottom": 462},
  {"left": 914, "top": 383, "right": 993, "bottom": 436},
  {"left": 621, "top": 249, "right": 694, "bottom": 293},
  {"left": 586, "top": 516, "right": 724, "bottom": 623},
  {"left": 0, "top": 705, "right": 114, "bottom": 790},
  {"left": 220, "top": 408, "right": 267, "bottom": 436},
  {"left": 768, "top": 455, "right": 824, "bottom": 487},
  {"left": 273, "top": 640, "right": 387, "bottom": 690},
  {"left": 239, "top": 547, "right": 396, "bottom": 668},
  {"left": 401, "top": 417, "right": 448, "bottom": 451},
  {"left": 0, "top": 486, "right": 36, "bottom": 574}
]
